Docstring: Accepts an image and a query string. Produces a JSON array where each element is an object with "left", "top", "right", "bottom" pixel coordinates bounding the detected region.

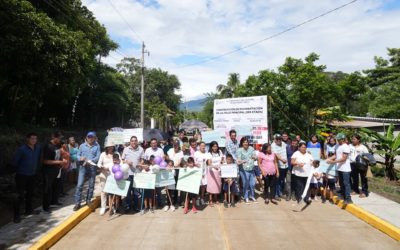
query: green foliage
[{"left": 360, "top": 124, "right": 400, "bottom": 180}]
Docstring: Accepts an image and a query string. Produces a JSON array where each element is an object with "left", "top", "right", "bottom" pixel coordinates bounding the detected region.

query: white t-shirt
[
  {"left": 291, "top": 151, "right": 314, "bottom": 177},
  {"left": 167, "top": 148, "right": 184, "bottom": 167},
  {"left": 349, "top": 144, "right": 369, "bottom": 162},
  {"left": 144, "top": 147, "right": 164, "bottom": 161},
  {"left": 336, "top": 143, "right": 351, "bottom": 172},
  {"left": 206, "top": 150, "right": 224, "bottom": 167},
  {"left": 310, "top": 167, "right": 322, "bottom": 184},
  {"left": 194, "top": 150, "right": 210, "bottom": 185}
]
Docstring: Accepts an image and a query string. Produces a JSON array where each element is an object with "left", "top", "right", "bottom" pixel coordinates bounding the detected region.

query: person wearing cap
[
  {"left": 42, "top": 131, "right": 65, "bottom": 213},
  {"left": 271, "top": 133, "right": 288, "bottom": 200},
  {"left": 97, "top": 141, "right": 119, "bottom": 215},
  {"left": 73, "top": 131, "right": 101, "bottom": 211},
  {"left": 327, "top": 133, "right": 353, "bottom": 204}
]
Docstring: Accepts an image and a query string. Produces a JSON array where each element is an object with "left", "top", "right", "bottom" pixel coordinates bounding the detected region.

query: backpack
[{"left": 355, "top": 153, "right": 370, "bottom": 172}]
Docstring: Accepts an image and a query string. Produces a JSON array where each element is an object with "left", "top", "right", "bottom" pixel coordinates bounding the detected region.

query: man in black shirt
[{"left": 42, "top": 131, "right": 65, "bottom": 213}]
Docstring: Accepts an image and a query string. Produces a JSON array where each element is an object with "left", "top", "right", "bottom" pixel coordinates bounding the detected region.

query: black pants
[
  {"left": 294, "top": 175, "right": 309, "bottom": 202},
  {"left": 51, "top": 177, "right": 61, "bottom": 204},
  {"left": 351, "top": 163, "right": 368, "bottom": 195},
  {"left": 42, "top": 168, "right": 60, "bottom": 210},
  {"left": 14, "top": 174, "right": 36, "bottom": 219},
  {"left": 263, "top": 175, "right": 277, "bottom": 200}
]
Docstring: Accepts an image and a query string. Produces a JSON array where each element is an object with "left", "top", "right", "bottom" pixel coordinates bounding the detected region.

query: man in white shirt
[
  {"left": 349, "top": 134, "right": 369, "bottom": 198},
  {"left": 121, "top": 135, "right": 144, "bottom": 212},
  {"left": 328, "top": 133, "right": 353, "bottom": 204},
  {"left": 271, "top": 134, "right": 288, "bottom": 199},
  {"left": 144, "top": 138, "right": 165, "bottom": 209}
]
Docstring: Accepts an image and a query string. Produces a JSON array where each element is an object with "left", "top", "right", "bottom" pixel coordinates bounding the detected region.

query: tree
[
  {"left": 216, "top": 73, "right": 241, "bottom": 98},
  {"left": 360, "top": 124, "right": 400, "bottom": 180},
  {"left": 363, "top": 48, "right": 400, "bottom": 118}
]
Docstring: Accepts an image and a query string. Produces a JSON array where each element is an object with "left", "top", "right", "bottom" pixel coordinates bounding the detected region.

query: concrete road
[{"left": 52, "top": 199, "right": 399, "bottom": 250}]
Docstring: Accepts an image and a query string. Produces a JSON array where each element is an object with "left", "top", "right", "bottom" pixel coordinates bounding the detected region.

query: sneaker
[
  {"left": 171, "top": 206, "right": 176, "bottom": 212},
  {"left": 250, "top": 197, "right": 258, "bottom": 203},
  {"left": 271, "top": 199, "right": 278, "bottom": 205},
  {"left": 344, "top": 199, "right": 353, "bottom": 205},
  {"left": 73, "top": 204, "right": 81, "bottom": 211},
  {"left": 245, "top": 199, "right": 250, "bottom": 205},
  {"left": 291, "top": 194, "right": 296, "bottom": 201},
  {"left": 192, "top": 207, "right": 198, "bottom": 213},
  {"left": 196, "top": 199, "right": 200, "bottom": 207},
  {"left": 285, "top": 195, "right": 291, "bottom": 202},
  {"left": 99, "top": 207, "right": 106, "bottom": 216},
  {"left": 200, "top": 198, "right": 205, "bottom": 206},
  {"left": 230, "top": 202, "right": 236, "bottom": 207},
  {"left": 224, "top": 201, "right": 228, "bottom": 208},
  {"left": 140, "top": 209, "right": 145, "bottom": 215},
  {"left": 163, "top": 205, "right": 169, "bottom": 212},
  {"left": 150, "top": 208, "right": 155, "bottom": 213},
  {"left": 264, "top": 199, "right": 269, "bottom": 205}
]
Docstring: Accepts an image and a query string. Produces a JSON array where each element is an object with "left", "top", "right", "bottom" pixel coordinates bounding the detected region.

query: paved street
[{"left": 52, "top": 198, "right": 399, "bottom": 250}]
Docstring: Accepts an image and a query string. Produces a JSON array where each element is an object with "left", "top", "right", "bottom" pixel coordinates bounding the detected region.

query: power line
[
  {"left": 174, "top": 0, "right": 359, "bottom": 69},
  {"left": 106, "top": 0, "right": 144, "bottom": 43}
]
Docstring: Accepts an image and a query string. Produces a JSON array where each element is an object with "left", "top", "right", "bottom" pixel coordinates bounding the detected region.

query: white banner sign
[
  {"left": 220, "top": 164, "right": 238, "bottom": 178},
  {"left": 123, "top": 128, "right": 143, "bottom": 143},
  {"left": 213, "top": 96, "right": 268, "bottom": 144}
]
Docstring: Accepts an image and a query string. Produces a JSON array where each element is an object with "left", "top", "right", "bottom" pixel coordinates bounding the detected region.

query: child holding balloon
[
  {"left": 141, "top": 155, "right": 156, "bottom": 214},
  {"left": 109, "top": 153, "right": 124, "bottom": 216}
]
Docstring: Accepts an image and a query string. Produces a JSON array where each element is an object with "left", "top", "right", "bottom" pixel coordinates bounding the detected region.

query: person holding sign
[
  {"left": 139, "top": 155, "right": 157, "bottom": 214},
  {"left": 291, "top": 142, "right": 314, "bottom": 204},
  {"left": 206, "top": 141, "right": 224, "bottom": 207},
  {"left": 258, "top": 143, "right": 279, "bottom": 205},
  {"left": 97, "top": 141, "right": 119, "bottom": 215},
  {"left": 193, "top": 142, "right": 210, "bottom": 207},
  {"left": 237, "top": 137, "right": 257, "bottom": 204},
  {"left": 183, "top": 157, "right": 199, "bottom": 214},
  {"left": 223, "top": 154, "right": 238, "bottom": 208},
  {"left": 167, "top": 140, "right": 184, "bottom": 209}
]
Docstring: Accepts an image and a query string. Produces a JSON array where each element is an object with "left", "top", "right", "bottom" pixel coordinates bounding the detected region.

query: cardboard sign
[
  {"left": 318, "top": 160, "right": 337, "bottom": 176},
  {"left": 123, "top": 128, "right": 143, "bottom": 143},
  {"left": 103, "top": 177, "right": 130, "bottom": 196},
  {"left": 176, "top": 168, "right": 202, "bottom": 194},
  {"left": 107, "top": 131, "right": 125, "bottom": 145},
  {"left": 202, "top": 130, "right": 226, "bottom": 147},
  {"left": 220, "top": 164, "right": 238, "bottom": 178},
  {"left": 132, "top": 173, "right": 156, "bottom": 189}
]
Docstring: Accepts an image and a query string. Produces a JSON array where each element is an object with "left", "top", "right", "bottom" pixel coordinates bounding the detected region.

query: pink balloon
[
  {"left": 160, "top": 161, "right": 167, "bottom": 168},
  {"left": 154, "top": 156, "right": 163, "bottom": 165},
  {"left": 114, "top": 171, "right": 123, "bottom": 181}
]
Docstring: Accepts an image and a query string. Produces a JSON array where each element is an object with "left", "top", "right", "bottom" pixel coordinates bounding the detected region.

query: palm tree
[{"left": 216, "top": 73, "right": 241, "bottom": 98}]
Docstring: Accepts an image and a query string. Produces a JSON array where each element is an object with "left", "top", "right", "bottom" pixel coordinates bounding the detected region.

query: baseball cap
[
  {"left": 87, "top": 131, "right": 96, "bottom": 138},
  {"left": 336, "top": 133, "right": 346, "bottom": 140}
]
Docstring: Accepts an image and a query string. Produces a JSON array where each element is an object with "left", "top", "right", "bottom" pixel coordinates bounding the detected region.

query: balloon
[
  {"left": 120, "top": 163, "right": 129, "bottom": 173},
  {"left": 114, "top": 171, "right": 123, "bottom": 181},
  {"left": 154, "top": 156, "right": 163, "bottom": 164},
  {"left": 152, "top": 165, "right": 160, "bottom": 173},
  {"left": 160, "top": 161, "right": 167, "bottom": 168},
  {"left": 112, "top": 164, "right": 121, "bottom": 173}
]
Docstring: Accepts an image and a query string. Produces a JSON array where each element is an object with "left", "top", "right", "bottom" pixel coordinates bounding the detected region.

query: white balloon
[
  {"left": 152, "top": 165, "right": 160, "bottom": 174},
  {"left": 120, "top": 163, "right": 130, "bottom": 173}
]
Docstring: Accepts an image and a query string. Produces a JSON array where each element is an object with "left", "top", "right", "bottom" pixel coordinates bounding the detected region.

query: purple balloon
[
  {"left": 159, "top": 161, "right": 167, "bottom": 168},
  {"left": 114, "top": 171, "right": 123, "bottom": 181},
  {"left": 112, "top": 164, "right": 121, "bottom": 174},
  {"left": 154, "top": 156, "right": 163, "bottom": 165}
]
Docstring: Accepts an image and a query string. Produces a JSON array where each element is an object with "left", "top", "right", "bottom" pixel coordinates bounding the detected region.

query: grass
[{"left": 369, "top": 165, "right": 400, "bottom": 203}]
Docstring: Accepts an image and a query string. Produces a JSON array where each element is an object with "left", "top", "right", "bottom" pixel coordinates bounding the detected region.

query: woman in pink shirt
[{"left": 258, "top": 143, "right": 279, "bottom": 205}]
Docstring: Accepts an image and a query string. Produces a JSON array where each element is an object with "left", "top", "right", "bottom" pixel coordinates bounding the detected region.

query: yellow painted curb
[
  {"left": 29, "top": 196, "right": 100, "bottom": 250},
  {"left": 332, "top": 196, "right": 400, "bottom": 241}
]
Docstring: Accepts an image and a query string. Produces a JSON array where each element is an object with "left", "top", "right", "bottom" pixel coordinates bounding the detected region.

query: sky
[{"left": 82, "top": 0, "right": 400, "bottom": 101}]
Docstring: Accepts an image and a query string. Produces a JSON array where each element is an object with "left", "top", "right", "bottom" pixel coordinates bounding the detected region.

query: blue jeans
[
  {"left": 74, "top": 165, "right": 97, "bottom": 204},
  {"left": 240, "top": 169, "right": 255, "bottom": 200},
  {"left": 125, "top": 175, "right": 140, "bottom": 210},
  {"left": 276, "top": 168, "right": 288, "bottom": 197},
  {"left": 338, "top": 171, "right": 351, "bottom": 201}
]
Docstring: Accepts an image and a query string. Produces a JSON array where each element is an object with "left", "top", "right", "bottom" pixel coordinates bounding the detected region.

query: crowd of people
[{"left": 11, "top": 128, "right": 372, "bottom": 222}]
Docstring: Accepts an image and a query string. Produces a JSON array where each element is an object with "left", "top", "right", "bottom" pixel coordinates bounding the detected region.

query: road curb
[
  {"left": 28, "top": 196, "right": 100, "bottom": 250},
  {"left": 332, "top": 196, "right": 400, "bottom": 241}
]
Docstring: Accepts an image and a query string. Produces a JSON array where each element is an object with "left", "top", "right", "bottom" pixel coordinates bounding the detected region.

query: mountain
[{"left": 179, "top": 97, "right": 207, "bottom": 112}]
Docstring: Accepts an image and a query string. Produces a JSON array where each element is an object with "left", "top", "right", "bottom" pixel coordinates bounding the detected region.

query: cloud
[{"left": 83, "top": 0, "right": 400, "bottom": 100}]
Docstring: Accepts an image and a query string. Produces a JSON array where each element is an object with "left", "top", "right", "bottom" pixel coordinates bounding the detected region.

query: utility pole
[{"left": 141, "top": 41, "right": 149, "bottom": 128}]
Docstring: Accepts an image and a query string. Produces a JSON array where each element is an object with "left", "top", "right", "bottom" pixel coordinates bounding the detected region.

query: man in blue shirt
[
  {"left": 73, "top": 132, "right": 100, "bottom": 211},
  {"left": 12, "top": 132, "right": 41, "bottom": 223},
  {"left": 225, "top": 129, "right": 238, "bottom": 162}
]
